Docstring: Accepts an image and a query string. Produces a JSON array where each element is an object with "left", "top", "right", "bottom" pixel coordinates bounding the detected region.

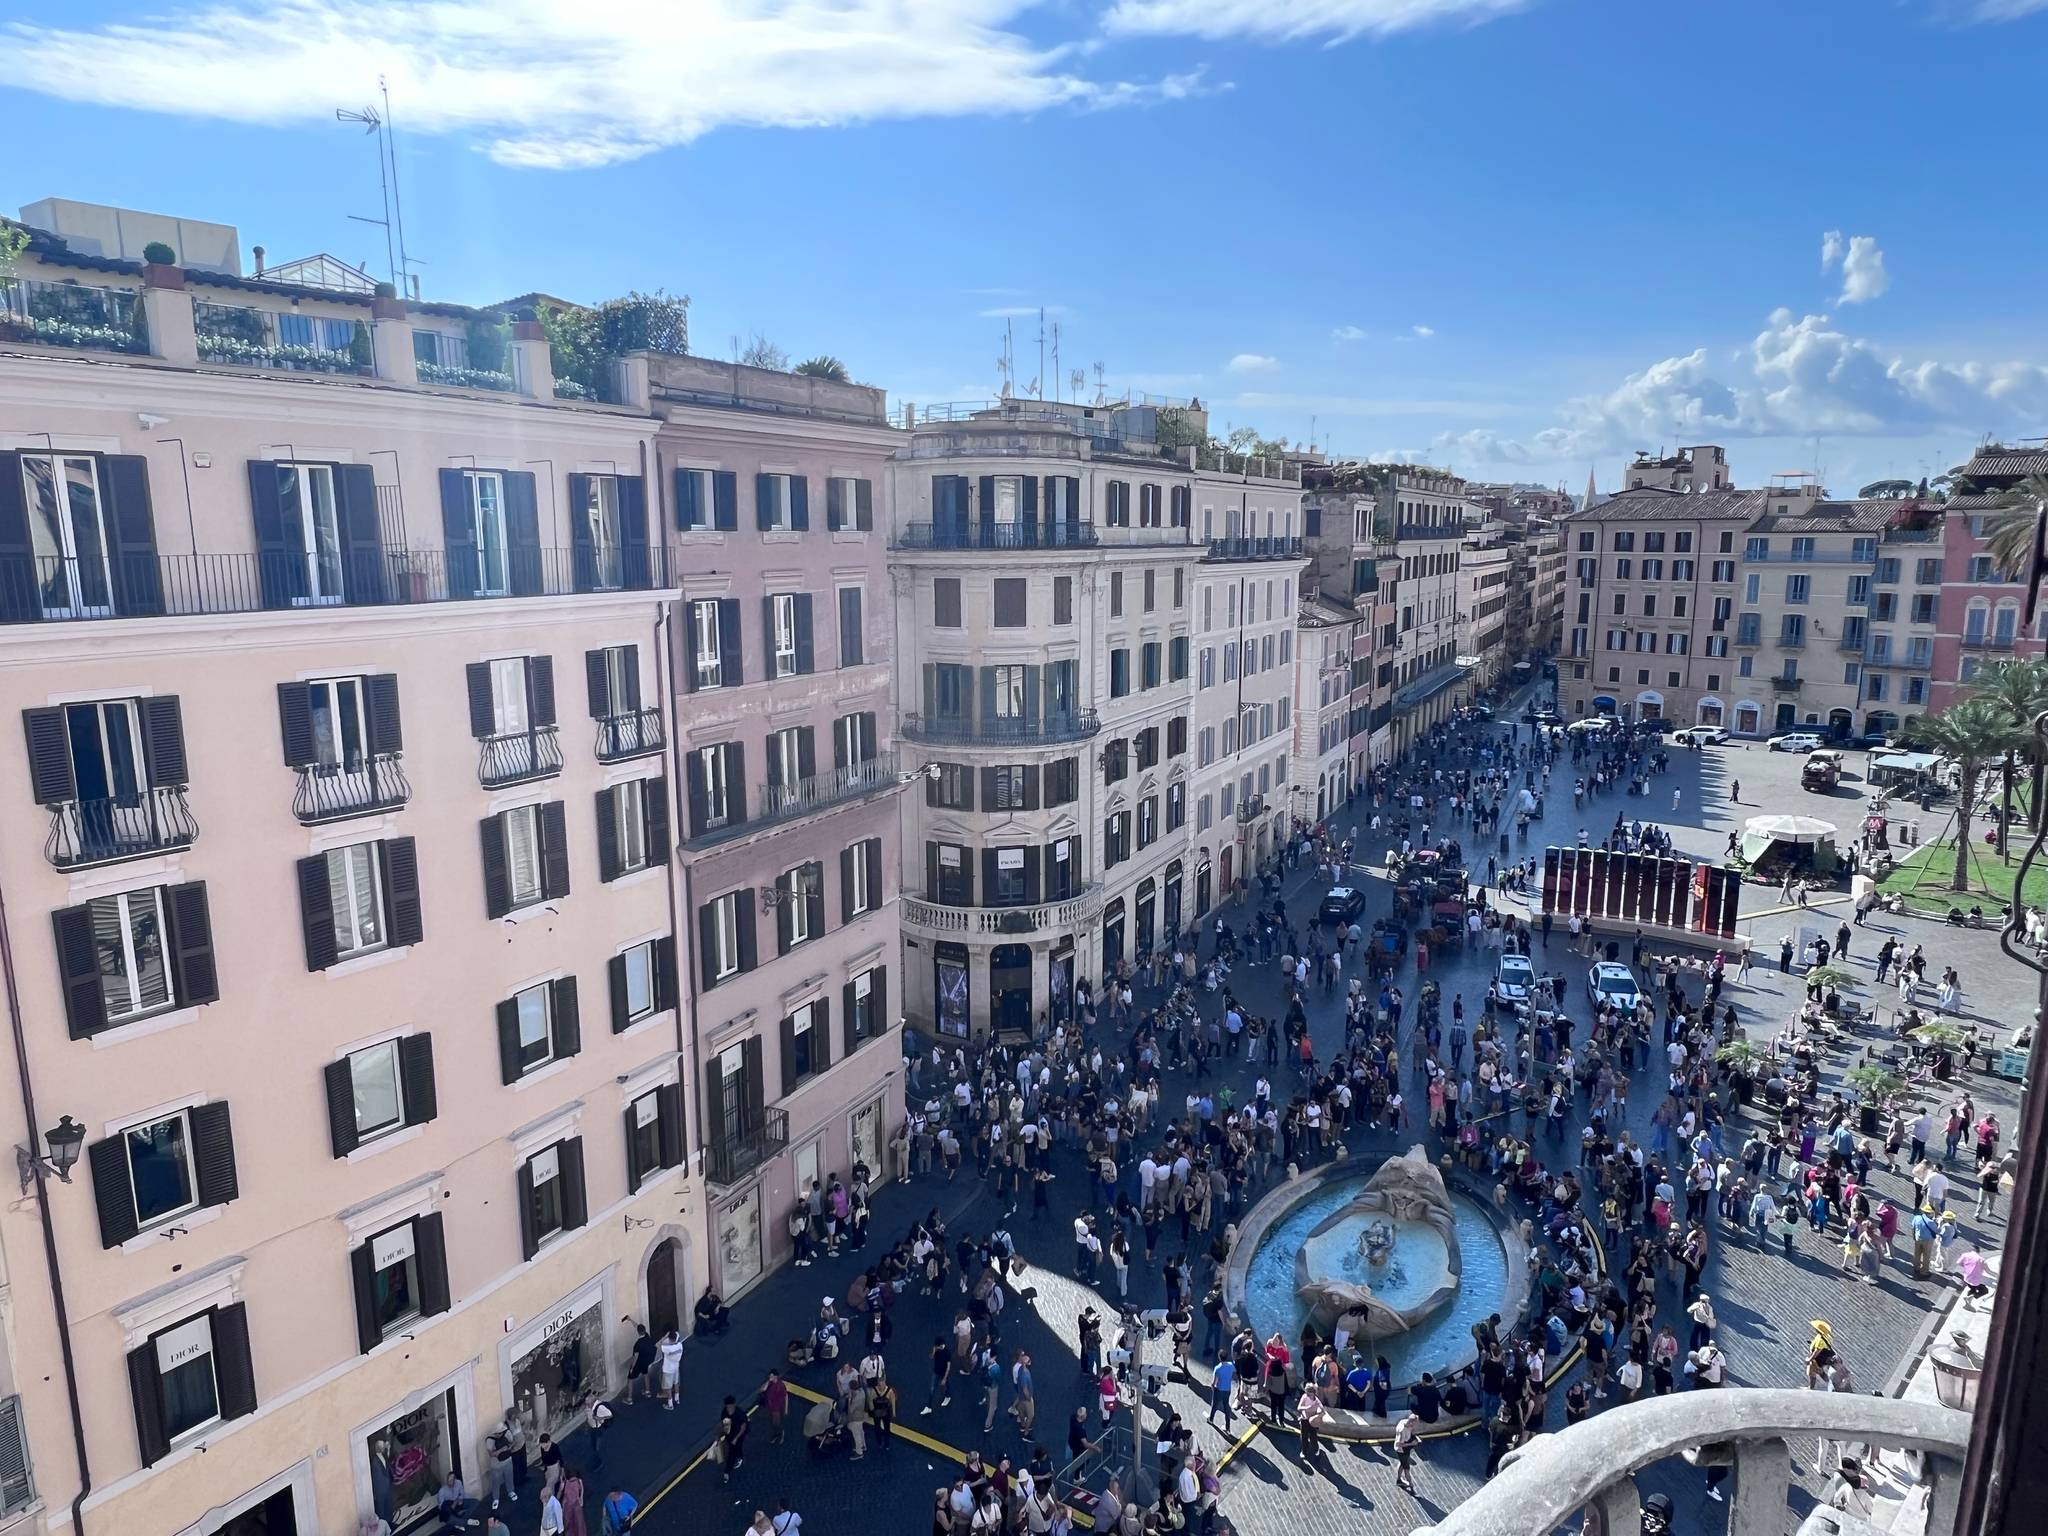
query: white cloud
[
  {"left": 1103, "top": 0, "right": 1530, "bottom": 43},
  {"left": 1820, "top": 230, "right": 1888, "bottom": 304},
  {"left": 1331, "top": 325, "right": 1368, "bottom": 342},
  {"left": 1426, "top": 306, "right": 2048, "bottom": 466},
  {"left": 0, "top": 0, "right": 1194, "bottom": 168},
  {"left": 978, "top": 304, "right": 1070, "bottom": 318},
  {"left": 1230, "top": 391, "right": 1516, "bottom": 418},
  {"left": 1412, "top": 324, "right": 1435, "bottom": 338},
  {"left": 1228, "top": 353, "right": 1281, "bottom": 373}
]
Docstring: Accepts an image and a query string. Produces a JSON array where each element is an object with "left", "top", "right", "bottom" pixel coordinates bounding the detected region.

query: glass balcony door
[{"left": 22, "top": 453, "right": 113, "bottom": 618}]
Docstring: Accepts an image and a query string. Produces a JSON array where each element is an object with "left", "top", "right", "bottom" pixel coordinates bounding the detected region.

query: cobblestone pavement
[{"left": 516, "top": 695, "right": 2020, "bottom": 1536}]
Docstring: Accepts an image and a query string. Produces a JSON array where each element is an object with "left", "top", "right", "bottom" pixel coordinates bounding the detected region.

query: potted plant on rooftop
[{"left": 140, "top": 241, "right": 184, "bottom": 288}]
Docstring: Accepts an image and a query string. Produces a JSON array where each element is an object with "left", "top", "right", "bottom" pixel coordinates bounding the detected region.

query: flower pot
[{"left": 141, "top": 262, "right": 186, "bottom": 290}]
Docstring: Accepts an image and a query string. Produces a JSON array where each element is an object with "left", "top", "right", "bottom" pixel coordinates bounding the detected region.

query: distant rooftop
[{"left": 1564, "top": 485, "right": 1765, "bottom": 522}]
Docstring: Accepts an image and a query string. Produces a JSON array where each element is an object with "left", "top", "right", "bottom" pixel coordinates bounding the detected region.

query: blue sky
[{"left": 4, "top": 0, "right": 2045, "bottom": 494}]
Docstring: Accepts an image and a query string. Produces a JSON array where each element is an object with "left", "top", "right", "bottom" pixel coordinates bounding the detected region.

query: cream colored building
[
  {"left": 1378, "top": 468, "right": 1468, "bottom": 754},
  {"left": 0, "top": 231, "right": 707, "bottom": 1536},
  {"left": 1293, "top": 597, "right": 1363, "bottom": 818},
  {"left": 1735, "top": 497, "right": 1894, "bottom": 738},
  {"left": 1458, "top": 524, "right": 1512, "bottom": 690}
]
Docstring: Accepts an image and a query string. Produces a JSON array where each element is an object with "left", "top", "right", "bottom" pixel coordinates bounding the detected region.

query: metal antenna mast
[
  {"left": 335, "top": 103, "right": 396, "bottom": 285},
  {"left": 380, "top": 77, "right": 417, "bottom": 298}
]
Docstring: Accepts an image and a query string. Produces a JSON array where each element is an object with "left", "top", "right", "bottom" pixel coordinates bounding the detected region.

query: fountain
[{"left": 1228, "top": 1145, "right": 1527, "bottom": 1389}]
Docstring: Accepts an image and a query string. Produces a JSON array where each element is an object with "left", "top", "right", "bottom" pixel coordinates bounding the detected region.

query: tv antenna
[
  {"left": 996, "top": 321, "right": 1014, "bottom": 400},
  {"left": 1050, "top": 320, "right": 1062, "bottom": 404},
  {"left": 336, "top": 77, "right": 417, "bottom": 295},
  {"left": 1092, "top": 362, "right": 1107, "bottom": 406}
]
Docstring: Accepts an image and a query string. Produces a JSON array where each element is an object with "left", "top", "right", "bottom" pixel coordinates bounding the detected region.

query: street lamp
[
  {"left": 1929, "top": 1329, "right": 1983, "bottom": 1412},
  {"left": 16, "top": 1115, "right": 86, "bottom": 1195}
]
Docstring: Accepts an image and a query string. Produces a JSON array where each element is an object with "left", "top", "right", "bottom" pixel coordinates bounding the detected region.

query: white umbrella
[{"left": 1742, "top": 815, "right": 1837, "bottom": 844}]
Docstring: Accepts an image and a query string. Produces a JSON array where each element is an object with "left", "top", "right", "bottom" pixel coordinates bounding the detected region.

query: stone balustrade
[{"left": 1411, "top": 1388, "right": 1973, "bottom": 1536}]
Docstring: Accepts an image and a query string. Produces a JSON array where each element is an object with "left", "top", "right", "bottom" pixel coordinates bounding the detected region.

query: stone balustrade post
[{"left": 1729, "top": 1438, "right": 1792, "bottom": 1536}]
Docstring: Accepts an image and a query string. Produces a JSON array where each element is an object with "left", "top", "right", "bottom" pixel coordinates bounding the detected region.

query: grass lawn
[{"left": 1877, "top": 834, "right": 2048, "bottom": 911}]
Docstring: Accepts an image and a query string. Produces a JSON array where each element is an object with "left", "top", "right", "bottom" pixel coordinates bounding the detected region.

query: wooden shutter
[
  {"left": 982, "top": 849, "right": 1000, "bottom": 905},
  {"left": 190, "top": 1101, "right": 239, "bottom": 1208},
  {"left": 624, "top": 1103, "right": 646, "bottom": 1189},
  {"left": 864, "top": 839, "right": 883, "bottom": 907},
  {"left": 503, "top": 472, "right": 542, "bottom": 596},
  {"left": 516, "top": 1159, "right": 539, "bottom": 1260},
  {"left": 697, "top": 903, "right": 720, "bottom": 991},
  {"left": 686, "top": 750, "right": 710, "bottom": 837},
  {"left": 840, "top": 845, "right": 857, "bottom": 923},
  {"left": 400, "top": 1033, "right": 438, "bottom": 1126},
  {"left": 551, "top": 976, "right": 581, "bottom": 1060},
  {"left": 780, "top": 1011, "right": 798, "bottom": 1093},
  {"left": 497, "top": 998, "right": 524, "bottom": 1084},
  {"left": 585, "top": 649, "right": 612, "bottom": 718},
  {"left": 674, "top": 466, "right": 701, "bottom": 530},
  {"left": 23, "top": 707, "right": 76, "bottom": 802},
  {"left": 166, "top": 881, "right": 218, "bottom": 1006},
  {"left": 646, "top": 775, "right": 670, "bottom": 866},
  {"left": 813, "top": 996, "right": 832, "bottom": 1073},
  {"left": 842, "top": 980, "right": 859, "bottom": 1057},
  {"left": 1024, "top": 846, "right": 1042, "bottom": 904},
  {"left": 480, "top": 814, "right": 512, "bottom": 919},
  {"left": 654, "top": 935, "right": 677, "bottom": 1012},
  {"left": 0, "top": 451, "right": 29, "bottom": 622},
  {"left": 465, "top": 662, "right": 495, "bottom": 738},
  {"left": 775, "top": 881, "right": 793, "bottom": 954},
  {"left": 1023, "top": 765, "right": 1041, "bottom": 811},
  {"left": 568, "top": 473, "right": 596, "bottom": 591},
  {"left": 855, "top": 478, "right": 873, "bottom": 531},
  {"left": 744, "top": 1036, "right": 766, "bottom": 1126},
  {"left": 789, "top": 476, "right": 809, "bottom": 531},
  {"left": 89, "top": 1135, "right": 138, "bottom": 1247},
  {"left": 608, "top": 952, "right": 631, "bottom": 1032},
  {"left": 806, "top": 860, "right": 826, "bottom": 940},
  {"left": 211, "top": 1304, "right": 257, "bottom": 1421},
  {"left": 558, "top": 1138, "right": 588, "bottom": 1231},
  {"left": 249, "top": 461, "right": 305, "bottom": 608},
  {"left": 350, "top": 1239, "right": 382, "bottom": 1352},
  {"left": 334, "top": 463, "right": 387, "bottom": 604},
  {"left": 713, "top": 471, "right": 738, "bottom": 530},
  {"left": 274, "top": 683, "right": 316, "bottom": 769},
  {"left": 718, "top": 599, "right": 744, "bottom": 686},
  {"left": 298, "top": 854, "right": 339, "bottom": 972},
  {"left": 978, "top": 476, "right": 996, "bottom": 543},
  {"left": 128, "top": 1344, "right": 170, "bottom": 1466},
  {"left": 440, "top": 468, "right": 480, "bottom": 599},
  {"left": 52, "top": 904, "right": 107, "bottom": 1038},
  {"left": 826, "top": 478, "right": 844, "bottom": 532},
  {"left": 539, "top": 800, "right": 570, "bottom": 899},
  {"left": 618, "top": 475, "right": 650, "bottom": 588},
  {"left": 755, "top": 473, "right": 775, "bottom": 531},
  {"left": 382, "top": 836, "right": 423, "bottom": 948},
  {"left": 656, "top": 1083, "right": 685, "bottom": 1169},
  {"left": 736, "top": 900, "right": 758, "bottom": 974},
  {"left": 415, "top": 1212, "right": 451, "bottom": 1316},
  {"left": 102, "top": 454, "right": 165, "bottom": 616},
  {"left": 366, "top": 673, "right": 403, "bottom": 753},
  {"left": 527, "top": 655, "right": 556, "bottom": 726},
  {"left": 326, "top": 1058, "right": 362, "bottom": 1157},
  {"left": 760, "top": 595, "right": 777, "bottom": 677},
  {"left": 140, "top": 695, "right": 187, "bottom": 786},
  {"left": 794, "top": 594, "right": 815, "bottom": 674},
  {"left": 596, "top": 787, "right": 621, "bottom": 882}
]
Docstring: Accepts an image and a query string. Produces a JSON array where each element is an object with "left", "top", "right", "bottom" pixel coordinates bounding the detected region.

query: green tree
[
  {"left": 1972, "top": 656, "right": 2048, "bottom": 846},
  {"left": 794, "top": 355, "right": 849, "bottom": 381},
  {"left": 1903, "top": 696, "right": 2026, "bottom": 891},
  {"left": 1981, "top": 474, "right": 2048, "bottom": 579},
  {"left": 737, "top": 333, "right": 788, "bottom": 371},
  {"left": 1154, "top": 406, "right": 1205, "bottom": 452}
]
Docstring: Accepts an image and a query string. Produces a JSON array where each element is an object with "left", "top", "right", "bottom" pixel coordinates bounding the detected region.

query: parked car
[
  {"left": 1320, "top": 886, "right": 1366, "bottom": 924},
  {"left": 1673, "top": 726, "right": 1729, "bottom": 746},
  {"left": 1768, "top": 731, "right": 1825, "bottom": 753},
  {"left": 1802, "top": 751, "right": 1843, "bottom": 791},
  {"left": 1586, "top": 961, "right": 1643, "bottom": 1014},
  {"left": 1494, "top": 953, "right": 1535, "bottom": 1003}
]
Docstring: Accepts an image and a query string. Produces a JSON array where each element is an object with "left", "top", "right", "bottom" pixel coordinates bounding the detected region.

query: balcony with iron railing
[
  {"left": 1396, "top": 522, "right": 1465, "bottom": 541},
  {"left": 44, "top": 787, "right": 198, "bottom": 869},
  {"left": 292, "top": 756, "right": 411, "bottom": 824},
  {"left": 477, "top": 726, "right": 563, "bottom": 788},
  {"left": 0, "top": 545, "right": 681, "bottom": 625},
  {"left": 1769, "top": 676, "right": 1803, "bottom": 693},
  {"left": 1235, "top": 793, "right": 1269, "bottom": 823},
  {"left": 1203, "top": 535, "right": 1305, "bottom": 562},
  {"left": 684, "top": 753, "right": 899, "bottom": 850},
  {"left": 900, "top": 711, "right": 1101, "bottom": 748},
  {"left": 594, "top": 706, "right": 665, "bottom": 763},
  {"left": 894, "top": 520, "right": 1101, "bottom": 551},
  {"left": 1413, "top": 1388, "right": 1970, "bottom": 1536},
  {"left": 1, "top": 277, "right": 149, "bottom": 354},
  {"left": 1961, "top": 633, "right": 2018, "bottom": 651},
  {"left": 193, "top": 300, "right": 366, "bottom": 376},
  {"left": 704, "top": 1107, "right": 790, "bottom": 1187}
]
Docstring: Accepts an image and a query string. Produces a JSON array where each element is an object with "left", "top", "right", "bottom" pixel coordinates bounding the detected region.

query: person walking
[
  {"left": 716, "top": 1395, "right": 748, "bottom": 1485},
  {"left": 1010, "top": 1352, "right": 1037, "bottom": 1437},
  {"left": 1392, "top": 1412, "right": 1422, "bottom": 1494},
  {"left": 1207, "top": 1357, "right": 1235, "bottom": 1429}
]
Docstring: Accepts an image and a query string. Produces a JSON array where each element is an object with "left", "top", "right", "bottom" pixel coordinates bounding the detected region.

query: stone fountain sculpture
[{"left": 1295, "top": 1145, "right": 1463, "bottom": 1340}]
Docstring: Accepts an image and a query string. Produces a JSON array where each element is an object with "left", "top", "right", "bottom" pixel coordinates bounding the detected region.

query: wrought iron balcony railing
[
  {"left": 900, "top": 711, "right": 1101, "bottom": 747},
  {"left": 894, "top": 520, "right": 1100, "bottom": 551},
  {"left": 477, "top": 725, "right": 563, "bottom": 788},
  {"left": 704, "top": 1107, "right": 790, "bottom": 1186},
  {"left": 594, "top": 706, "right": 665, "bottom": 763},
  {"left": 685, "top": 754, "right": 899, "bottom": 850},
  {"left": 292, "top": 756, "right": 411, "bottom": 824},
  {"left": 44, "top": 788, "right": 198, "bottom": 869},
  {"left": 1203, "top": 535, "right": 1305, "bottom": 561}
]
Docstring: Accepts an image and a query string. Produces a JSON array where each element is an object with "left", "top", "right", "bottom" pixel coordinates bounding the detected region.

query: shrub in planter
[
  {"left": 142, "top": 241, "right": 178, "bottom": 265},
  {"left": 350, "top": 320, "right": 374, "bottom": 371}
]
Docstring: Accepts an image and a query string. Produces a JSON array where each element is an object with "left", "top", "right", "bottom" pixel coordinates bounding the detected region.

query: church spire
[{"left": 1583, "top": 465, "right": 1598, "bottom": 513}]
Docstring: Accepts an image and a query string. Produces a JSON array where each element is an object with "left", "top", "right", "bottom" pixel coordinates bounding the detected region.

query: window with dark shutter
[
  {"left": 838, "top": 587, "right": 864, "bottom": 666},
  {"left": 539, "top": 801, "right": 570, "bottom": 899},
  {"left": 190, "top": 1100, "right": 239, "bottom": 1208}
]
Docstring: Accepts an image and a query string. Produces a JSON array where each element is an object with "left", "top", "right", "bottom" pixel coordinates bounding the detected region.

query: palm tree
[
  {"left": 794, "top": 355, "right": 850, "bottom": 382},
  {"left": 1903, "top": 697, "right": 2026, "bottom": 891},
  {"left": 1970, "top": 656, "right": 2048, "bottom": 847},
  {"left": 1980, "top": 474, "right": 2048, "bottom": 578}
]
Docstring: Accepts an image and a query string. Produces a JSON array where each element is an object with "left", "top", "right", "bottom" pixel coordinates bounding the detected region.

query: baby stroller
[{"left": 803, "top": 1397, "right": 851, "bottom": 1459}]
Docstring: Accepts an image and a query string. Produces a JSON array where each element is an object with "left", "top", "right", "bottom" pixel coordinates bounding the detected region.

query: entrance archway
[
  {"left": 990, "top": 944, "right": 1032, "bottom": 1036},
  {"left": 646, "top": 1237, "right": 682, "bottom": 1339},
  {"left": 1195, "top": 858, "right": 1212, "bottom": 918}
]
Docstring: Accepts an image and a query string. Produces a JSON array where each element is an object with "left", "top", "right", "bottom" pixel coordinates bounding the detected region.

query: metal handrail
[
  {"left": 292, "top": 756, "right": 411, "bottom": 823},
  {"left": 901, "top": 711, "right": 1101, "bottom": 747},
  {"left": 894, "top": 520, "right": 1100, "bottom": 551},
  {"left": 477, "top": 725, "right": 563, "bottom": 788},
  {"left": 685, "top": 754, "right": 899, "bottom": 849},
  {"left": 44, "top": 787, "right": 198, "bottom": 868},
  {"left": 594, "top": 706, "right": 665, "bottom": 762},
  {"left": 704, "top": 1107, "right": 791, "bottom": 1186}
]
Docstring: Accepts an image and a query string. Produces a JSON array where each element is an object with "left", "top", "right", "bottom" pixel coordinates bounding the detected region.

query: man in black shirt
[
  {"left": 1410, "top": 1371, "right": 1442, "bottom": 1423},
  {"left": 926, "top": 1337, "right": 953, "bottom": 1414}
]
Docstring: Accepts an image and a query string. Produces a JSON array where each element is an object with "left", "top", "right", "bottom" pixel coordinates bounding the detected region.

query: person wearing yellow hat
[{"left": 1805, "top": 1320, "right": 1837, "bottom": 1384}]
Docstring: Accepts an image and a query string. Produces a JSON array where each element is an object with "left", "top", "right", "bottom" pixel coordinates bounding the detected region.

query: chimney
[{"left": 252, "top": 244, "right": 265, "bottom": 276}]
